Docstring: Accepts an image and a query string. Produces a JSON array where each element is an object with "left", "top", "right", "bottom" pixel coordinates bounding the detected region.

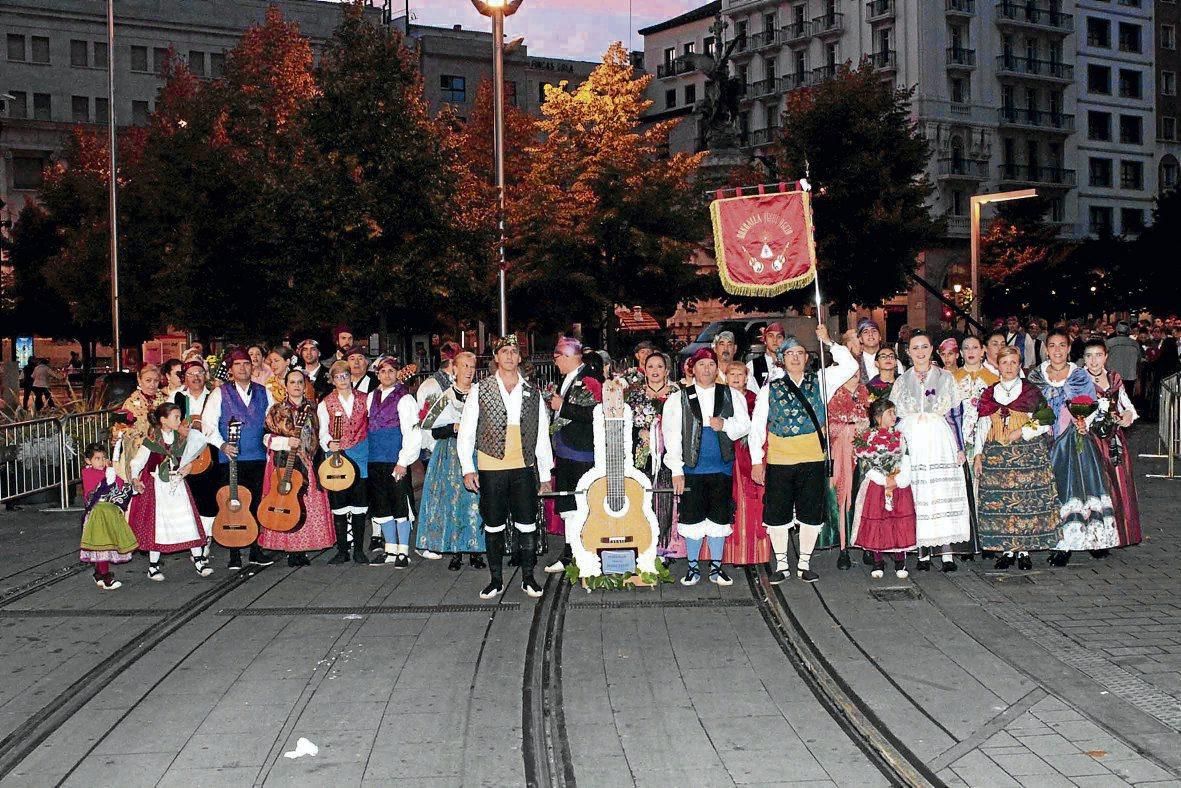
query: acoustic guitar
[
  {"left": 212, "top": 419, "right": 260, "bottom": 548},
  {"left": 257, "top": 412, "right": 309, "bottom": 533},
  {"left": 179, "top": 392, "right": 213, "bottom": 475},
  {"left": 578, "top": 379, "right": 656, "bottom": 560},
  {"left": 317, "top": 413, "right": 358, "bottom": 492}
]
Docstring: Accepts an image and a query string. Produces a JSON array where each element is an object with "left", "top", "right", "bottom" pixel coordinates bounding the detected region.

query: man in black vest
[
  {"left": 544, "top": 337, "right": 602, "bottom": 574},
  {"left": 457, "top": 335, "right": 554, "bottom": 600},
  {"left": 746, "top": 322, "right": 786, "bottom": 392}
]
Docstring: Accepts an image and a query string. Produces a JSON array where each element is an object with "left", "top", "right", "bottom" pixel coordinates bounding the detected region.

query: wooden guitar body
[
  {"left": 213, "top": 484, "right": 258, "bottom": 548},
  {"left": 580, "top": 473, "right": 655, "bottom": 557},
  {"left": 317, "top": 453, "right": 357, "bottom": 492},
  {"left": 187, "top": 444, "right": 213, "bottom": 476},
  {"left": 258, "top": 467, "right": 306, "bottom": 532}
]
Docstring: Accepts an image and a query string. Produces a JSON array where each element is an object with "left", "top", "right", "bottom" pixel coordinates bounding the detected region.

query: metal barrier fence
[
  {"left": 1142, "top": 371, "right": 1181, "bottom": 480},
  {"left": 0, "top": 410, "right": 116, "bottom": 508}
]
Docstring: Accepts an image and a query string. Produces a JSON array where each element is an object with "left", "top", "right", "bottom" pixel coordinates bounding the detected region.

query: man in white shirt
[
  {"left": 458, "top": 335, "right": 554, "bottom": 599},
  {"left": 747, "top": 322, "right": 786, "bottom": 392},
  {"left": 856, "top": 319, "right": 905, "bottom": 381},
  {"left": 662, "top": 347, "right": 751, "bottom": 587}
]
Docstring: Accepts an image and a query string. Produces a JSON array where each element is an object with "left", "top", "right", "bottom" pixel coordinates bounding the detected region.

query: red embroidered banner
[{"left": 709, "top": 189, "right": 817, "bottom": 297}]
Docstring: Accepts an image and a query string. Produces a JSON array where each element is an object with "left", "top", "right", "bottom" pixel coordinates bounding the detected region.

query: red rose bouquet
[
  {"left": 1067, "top": 395, "right": 1097, "bottom": 451},
  {"left": 854, "top": 427, "right": 904, "bottom": 510}
]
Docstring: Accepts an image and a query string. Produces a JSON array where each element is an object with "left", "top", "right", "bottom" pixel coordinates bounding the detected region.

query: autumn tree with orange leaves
[{"left": 509, "top": 43, "right": 708, "bottom": 344}]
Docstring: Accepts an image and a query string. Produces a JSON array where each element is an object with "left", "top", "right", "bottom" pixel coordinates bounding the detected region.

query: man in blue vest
[{"left": 202, "top": 348, "right": 277, "bottom": 570}]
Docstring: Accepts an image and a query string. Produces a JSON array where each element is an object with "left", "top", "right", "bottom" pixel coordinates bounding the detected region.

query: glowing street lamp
[
  {"left": 969, "top": 189, "right": 1037, "bottom": 323},
  {"left": 471, "top": 0, "right": 525, "bottom": 339}
]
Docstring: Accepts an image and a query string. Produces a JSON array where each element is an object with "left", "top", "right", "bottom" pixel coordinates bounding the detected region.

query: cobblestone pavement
[{"left": 0, "top": 427, "right": 1176, "bottom": 786}]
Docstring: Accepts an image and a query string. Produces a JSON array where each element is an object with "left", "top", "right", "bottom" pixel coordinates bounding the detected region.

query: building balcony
[
  {"left": 779, "top": 72, "right": 813, "bottom": 92},
  {"left": 946, "top": 0, "right": 976, "bottom": 16},
  {"left": 747, "top": 29, "right": 781, "bottom": 50},
  {"left": 997, "top": 164, "right": 1076, "bottom": 188},
  {"left": 812, "top": 64, "right": 838, "bottom": 82},
  {"left": 946, "top": 47, "right": 976, "bottom": 69},
  {"left": 747, "top": 126, "right": 781, "bottom": 147},
  {"left": 812, "top": 13, "right": 845, "bottom": 38},
  {"left": 748, "top": 77, "right": 780, "bottom": 98},
  {"left": 945, "top": 214, "right": 971, "bottom": 236},
  {"left": 869, "top": 50, "right": 897, "bottom": 71},
  {"left": 725, "top": 0, "right": 782, "bottom": 10},
  {"left": 994, "top": 1, "right": 1074, "bottom": 35},
  {"left": 656, "top": 60, "right": 694, "bottom": 78},
  {"left": 937, "top": 156, "right": 990, "bottom": 179},
  {"left": 782, "top": 20, "right": 812, "bottom": 45},
  {"left": 866, "top": 0, "right": 895, "bottom": 23},
  {"left": 995, "top": 55, "right": 1074, "bottom": 83},
  {"left": 729, "top": 36, "right": 752, "bottom": 58},
  {"left": 998, "top": 107, "right": 1074, "bottom": 132}
]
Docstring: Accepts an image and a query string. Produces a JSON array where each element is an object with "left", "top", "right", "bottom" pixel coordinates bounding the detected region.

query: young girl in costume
[
  {"left": 80, "top": 443, "right": 139, "bottom": 590},
  {"left": 851, "top": 398, "right": 917, "bottom": 579}
]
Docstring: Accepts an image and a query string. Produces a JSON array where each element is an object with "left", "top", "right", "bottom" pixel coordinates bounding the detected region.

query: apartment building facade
[
  {"left": 1158, "top": 0, "right": 1181, "bottom": 193},
  {"left": 638, "top": 2, "right": 720, "bottom": 154}
]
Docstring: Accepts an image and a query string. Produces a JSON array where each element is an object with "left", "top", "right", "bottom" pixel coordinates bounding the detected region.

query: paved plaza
[{"left": 0, "top": 427, "right": 1177, "bottom": 787}]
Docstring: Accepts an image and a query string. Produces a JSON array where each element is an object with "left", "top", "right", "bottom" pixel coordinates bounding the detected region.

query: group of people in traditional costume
[{"left": 79, "top": 315, "right": 1141, "bottom": 594}]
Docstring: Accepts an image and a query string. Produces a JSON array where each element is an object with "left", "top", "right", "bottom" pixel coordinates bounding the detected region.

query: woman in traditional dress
[
  {"left": 174, "top": 360, "right": 218, "bottom": 554},
  {"left": 1027, "top": 331, "right": 1119, "bottom": 566},
  {"left": 127, "top": 402, "right": 213, "bottom": 581},
  {"left": 116, "top": 364, "right": 169, "bottom": 482},
  {"left": 249, "top": 344, "right": 272, "bottom": 386},
  {"left": 416, "top": 351, "right": 486, "bottom": 569},
  {"left": 1081, "top": 338, "right": 1140, "bottom": 550},
  {"left": 952, "top": 336, "right": 1000, "bottom": 462},
  {"left": 824, "top": 329, "right": 870, "bottom": 569},
  {"left": 257, "top": 368, "right": 336, "bottom": 566},
  {"left": 973, "top": 347, "right": 1061, "bottom": 570},
  {"left": 891, "top": 331, "right": 971, "bottom": 571},
  {"left": 265, "top": 347, "right": 294, "bottom": 403},
  {"left": 720, "top": 362, "right": 769, "bottom": 566},
  {"left": 625, "top": 351, "right": 685, "bottom": 564},
  {"left": 867, "top": 347, "right": 899, "bottom": 402},
  {"left": 161, "top": 358, "right": 184, "bottom": 399}
]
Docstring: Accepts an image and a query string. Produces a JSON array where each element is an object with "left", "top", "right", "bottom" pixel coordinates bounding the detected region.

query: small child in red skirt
[
  {"left": 851, "top": 399, "right": 916, "bottom": 579},
  {"left": 80, "top": 443, "right": 139, "bottom": 590}
]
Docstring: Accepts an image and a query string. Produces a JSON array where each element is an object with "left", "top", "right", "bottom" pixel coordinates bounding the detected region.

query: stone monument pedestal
[{"left": 698, "top": 147, "right": 748, "bottom": 189}]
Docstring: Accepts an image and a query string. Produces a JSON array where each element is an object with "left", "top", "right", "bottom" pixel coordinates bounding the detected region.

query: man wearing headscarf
[
  {"left": 294, "top": 339, "right": 331, "bottom": 400},
  {"left": 747, "top": 322, "right": 787, "bottom": 393},
  {"left": 458, "top": 335, "right": 554, "bottom": 599},
  {"left": 544, "top": 336, "right": 603, "bottom": 574},
  {"left": 857, "top": 318, "right": 905, "bottom": 382},
  {"left": 712, "top": 331, "right": 738, "bottom": 381}
]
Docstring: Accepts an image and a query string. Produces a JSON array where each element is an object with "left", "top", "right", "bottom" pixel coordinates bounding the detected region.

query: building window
[
  {"left": 1050, "top": 198, "right": 1065, "bottom": 223},
  {"left": 32, "top": 93, "right": 51, "bottom": 120},
  {"left": 189, "top": 50, "right": 206, "bottom": 77},
  {"left": 440, "top": 74, "right": 466, "bottom": 103},
  {"left": 1117, "top": 22, "right": 1141, "bottom": 53},
  {"left": 682, "top": 42, "right": 696, "bottom": 57},
  {"left": 7, "top": 91, "right": 28, "bottom": 119},
  {"left": 70, "top": 39, "right": 88, "bottom": 67},
  {"left": 12, "top": 155, "right": 48, "bottom": 190},
  {"left": 95, "top": 97, "right": 109, "bottom": 124},
  {"left": 210, "top": 52, "right": 225, "bottom": 78},
  {"left": 152, "top": 46, "right": 168, "bottom": 74},
  {"left": 704, "top": 36, "right": 716, "bottom": 56},
  {"left": 1088, "top": 110, "right": 1112, "bottom": 141},
  {"left": 951, "top": 77, "right": 968, "bottom": 104},
  {"left": 1089, "top": 157, "right": 1113, "bottom": 187},
  {"left": 665, "top": 88, "right": 676, "bottom": 109},
  {"left": 736, "top": 20, "right": 748, "bottom": 47},
  {"left": 1087, "top": 17, "right": 1111, "bottom": 47},
  {"left": 1089, "top": 205, "right": 1113, "bottom": 234},
  {"left": 1163, "top": 71, "right": 1177, "bottom": 96},
  {"left": 1118, "top": 70, "right": 1142, "bottom": 99},
  {"left": 537, "top": 81, "right": 550, "bottom": 104},
  {"left": 30, "top": 36, "right": 50, "bottom": 63},
  {"left": 7, "top": 34, "right": 25, "bottom": 62},
  {"left": 1121, "top": 208, "right": 1144, "bottom": 232},
  {"left": 1164, "top": 25, "right": 1177, "bottom": 50},
  {"left": 1119, "top": 114, "right": 1143, "bottom": 144},
  {"left": 71, "top": 95, "right": 90, "bottom": 122},
  {"left": 685, "top": 83, "right": 697, "bottom": 105},
  {"left": 1120, "top": 160, "right": 1144, "bottom": 189},
  {"left": 951, "top": 189, "right": 965, "bottom": 216},
  {"left": 1163, "top": 116, "right": 1178, "bottom": 140},
  {"left": 1087, "top": 64, "right": 1111, "bottom": 94},
  {"left": 130, "top": 45, "right": 149, "bottom": 72},
  {"left": 1161, "top": 157, "right": 1179, "bottom": 189},
  {"left": 131, "top": 100, "right": 150, "bottom": 125},
  {"left": 505, "top": 81, "right": 518, "bottom": 107},
  {"left": 94, "top": 41, "right": 108, "bottom": 69},
  {"left": 663, "top": 46, "right": 675, "bottom": 67}
]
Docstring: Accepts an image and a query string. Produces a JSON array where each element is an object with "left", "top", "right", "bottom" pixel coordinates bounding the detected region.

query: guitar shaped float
[{"left": 212, "top": 419, "right": 260, "bottom": 548}]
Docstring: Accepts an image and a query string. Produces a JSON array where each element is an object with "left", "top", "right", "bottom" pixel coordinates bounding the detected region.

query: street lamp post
[
  {"left": 106, "top": 0, "right": 121, "bottom": 371},
  {"left": 471, "top": 0, "right": 524, "bottom": 340},
  {"left": 969, "top": 188, "right": 1037, "bottom": 324}
]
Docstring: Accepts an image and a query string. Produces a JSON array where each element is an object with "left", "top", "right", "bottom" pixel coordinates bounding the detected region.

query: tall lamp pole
[
  {"left": 471, "top": 0, "right": 524, "bottom": 339},
  {"left": 106, "top": 0, "right": 122, "bottom": 370},
  {"left": 969, "top": 188, "right": 1037, "bottom": 325}
]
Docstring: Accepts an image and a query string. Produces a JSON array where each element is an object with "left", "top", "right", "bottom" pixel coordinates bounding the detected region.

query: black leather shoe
[
  {"left": 941, "top": 560, "right": 958, "bottom": 573},
  {"left": 769, "top": 569, "right": 789, "bottom": 585},
  {"left": 479, "top": 582, "right": 503, "bottom": 600},
  {"left": 915, "top": 559, "right": 931, "bottom": 572},
  {"left": 521, "top": 576, "right": 543, "bottom": 598},
  {"left": 469, "top": 554, "right": 486, "bottom": 569},
  {"left": 287, "top": 554, "right": 301, "bottom": 568},
  {"left": 368, "top": 536, "right": 383, "bottom": 553},
  {"left": 352, "top": 548, "right": 371, "bottom": 565},
  {"left": 1017, "top": 554, "right": 1033, "bottom": 571},
  {"left": 994, "top": 553, "right": 1015, "bottom": 570},
  {"left": 837, "top": 550, "right": 852, "bottom": 570},
  {"left": 448, "top": 555, "right": 463, "bottom": 571},
  {"left": 862, "top": 550, "right": 875, "bottom": 566},
  {"left": 328, "top": 550, "right": 350, "bottom": 564},
  {"left": 797, "top": 568, "right": 820, "bottom": 583},
  {"left": 249, "top": 549, "right": 276, "bottom": 567},
  {"left": 1048, "top": 550, "right": 1072, "bottom": 567},
  {"left": 1090, "top": 549, "right": 1110, "bottom": 559}
]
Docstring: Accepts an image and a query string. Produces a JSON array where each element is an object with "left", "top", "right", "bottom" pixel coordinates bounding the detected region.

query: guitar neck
[
  {"left": 228, "top": 443, "right": 238, "bottom": 497},
  {"left": 606, "top": 418, "right": 626, "bottom": 508}
]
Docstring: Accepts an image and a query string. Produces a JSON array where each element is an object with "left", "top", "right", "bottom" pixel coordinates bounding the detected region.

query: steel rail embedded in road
[{"left": 523, "top": 573, "right": 576, "bottom": 788}]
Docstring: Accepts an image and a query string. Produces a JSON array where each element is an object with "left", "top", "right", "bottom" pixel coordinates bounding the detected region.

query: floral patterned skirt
[{"left": 977, "top": 436, "right": 1061, "bottom": 552}]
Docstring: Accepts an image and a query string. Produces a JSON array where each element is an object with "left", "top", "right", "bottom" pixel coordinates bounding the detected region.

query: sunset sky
[{"left": 410, "top": 0, "right": 707, "bottom": 62}]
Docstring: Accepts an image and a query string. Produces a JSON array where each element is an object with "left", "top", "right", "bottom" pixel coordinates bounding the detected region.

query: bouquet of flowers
[
  {"left": 1067, "top": 395, "right": 1097, "bottom": 452},
  {"left": 544, "top": 382, "right": 598, "bottom": 436},
  {"left": 632, "top": 399, "right": 660, "bottom": 469},
  {"left": 866, "top": 378, "right": 893, "bottom": 402},
  {"left": 1032, "top": 402, "right": 1055, "bottom": 428},
  {"left": 854, "top": 427, "right": 904, "bottom": 511}
]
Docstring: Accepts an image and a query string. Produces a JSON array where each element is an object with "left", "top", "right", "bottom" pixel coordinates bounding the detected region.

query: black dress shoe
[
  {"left": 941, "top": 560, "right": 958, "bottom": 573},
  {"left": 368, "top": 536, "right": 384, "bottom": 553},
  {"left": 227, "top": 554, "right": 243, "bottom": 571},
  {"left": 862, "top": 550, "right": 875, "bottom": 566},
  {"left": 915, "top": 559, "right": 931, "bottom": 572},
  {"left": 287, "top": 554, "right": 301, "bottom": 568},
  {"left": 469, "top": 554, "right": 486, "bottom": 569},
  {"left": 328, "top": 550, "right": 350, "bottom": 565},
  {"left": 1089, "top": 549, "right": 1110, "bottom": 559},
  {"left": 797, "top": 568, "right": 820, "bottom": 583},
  {"left": 837, "top": 550, "right": 852, "bottom": 570},
  {"left": 769, "top": 569, "right": 789, "bottom": 585},
  {"left": 1017, "top": 554, "right": 1033, "bottom": 571},
  {"left": 249, "top": 548, "right": 276, "bottom": 567},
  {"left": 1048, "top": 550, "right": 1072, "bottom": 567},
  {"left": 994, "top": 553, "right": 1015, "bottom": 570},
  {"left": 448, "top": 555, "right": 463, "bottom": 571},
  {"left": 352, "top": 548, "right": 371, "bottom": 565}
]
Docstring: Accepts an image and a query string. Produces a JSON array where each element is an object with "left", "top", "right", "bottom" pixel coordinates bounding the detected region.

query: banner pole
[{"left": 801, "top": 178, "right": 834, "bottom": 479}]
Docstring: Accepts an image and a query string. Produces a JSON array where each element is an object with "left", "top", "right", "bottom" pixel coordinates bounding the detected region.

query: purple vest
[{"left": 368, "top": 385, "right": 406, "bottom": 463}]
